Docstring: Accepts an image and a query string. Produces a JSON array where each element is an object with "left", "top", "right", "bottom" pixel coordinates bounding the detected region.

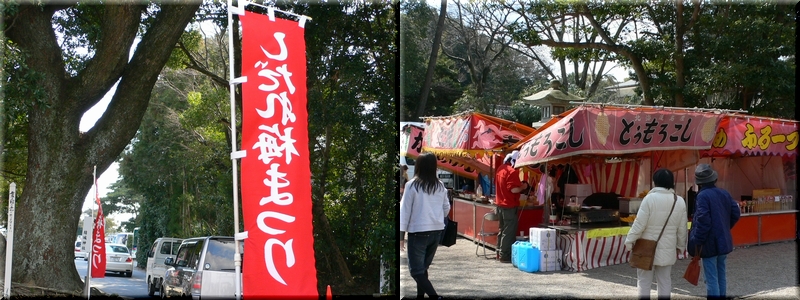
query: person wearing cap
[
  {"left": 494, "top": 150, "right": 529, "bottom": 263},
  {"left": 688, "top": 164, "right": 740, "bottom": 299}
]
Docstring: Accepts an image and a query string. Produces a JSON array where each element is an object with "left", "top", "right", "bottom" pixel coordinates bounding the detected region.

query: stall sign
[
  {"left": 400, "top": 124, "right": 425, "bottom": 157},
  {"left": 402, "top": 124, "right": 480, "bottom": 179},
  {"left": 423, "top": 115, "right": 471, "bottom": 152},
  {"left": 240, "top": 12, "right": 317, "bottom": 297},
  {"left": 516, "top": 106, "right": 720, "bottom": 167},
  {"left": 423, "top": 114, "right": 531, "bottom": 154},
  {"left": 703, "top": 116, "right": 799, "bottom": 157}
]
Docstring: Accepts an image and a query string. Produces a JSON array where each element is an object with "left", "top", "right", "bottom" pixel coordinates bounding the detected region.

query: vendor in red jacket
[{"left": 494, "top": 150, "right": 529, "bottom": 263}]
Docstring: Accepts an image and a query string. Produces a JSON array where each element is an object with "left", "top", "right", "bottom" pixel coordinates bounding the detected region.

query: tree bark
[
  {"left": 415, "top": 0, "right": 447, "bottom": 120},
  {"left": 674, "top": 1, "right": 701, "bottom": 107},
  {"left": 312, "top": 126, "right": 355, "bottom": 286},
  {"left": 2, "top": 3, "right": 199, "bottom": 292}
]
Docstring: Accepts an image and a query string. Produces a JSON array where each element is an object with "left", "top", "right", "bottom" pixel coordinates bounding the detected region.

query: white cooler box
[
  {"left": 529, "top": 227, "right": 557, "bottom": 251},
  {"left": 540, "top": 249, "right": 562, "bottom": 272}
]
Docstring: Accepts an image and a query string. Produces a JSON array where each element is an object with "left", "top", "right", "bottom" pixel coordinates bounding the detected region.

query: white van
[
  {"left": 162, "top": 236, "right": 242, "bottom": 299},
  {"left": 400, "top": 122, "right": 454, "bottom": 188},
  {"left": 145, "top": 237, "right": 183, "bottom": 297}
]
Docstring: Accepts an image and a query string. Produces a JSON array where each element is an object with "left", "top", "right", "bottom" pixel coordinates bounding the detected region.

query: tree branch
[
  {"left": 4, "top": 6, "right": 66, "bottom": 100},
  {"left": 82, "top": 3, "right": 201, "bottom": 169},
  {"left": 685, "top": 0, "right": 702, "bottom": 32},
  {"left": 178, "top": 40, "right": 229, "bottom": 88},
  {"left": 70, "top": 5, "right": 145, "bottom": 114}
]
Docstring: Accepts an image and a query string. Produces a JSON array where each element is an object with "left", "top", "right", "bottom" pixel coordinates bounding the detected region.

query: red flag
[
  {"left": 240, "top": 12, "right": 317, "bottom": 297},
  {"left": 91, "top": 179, "right": 106, "bottom": 278}
]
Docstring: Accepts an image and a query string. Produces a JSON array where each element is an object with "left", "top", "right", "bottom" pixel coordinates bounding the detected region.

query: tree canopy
[
  {"left": 402, "top": 1, "right": 794, "bottom": 122},
  {"left": 2, "top": 2, "right": 200, "bottom": 292}
]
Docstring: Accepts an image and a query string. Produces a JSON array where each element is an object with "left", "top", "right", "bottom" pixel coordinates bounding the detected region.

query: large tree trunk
[
  {"left": 674, "top": 1, "right": 701, "bottom": 108},
  {"left": 415, "top": 0, "right": 447, "bottom": 120},
  {"left": 2, "top": 3, "right": 200, "bottom": 292},
  {"left": 312, "top": 126, "right": 355, "bottom": 287},
  {"left": 674, "top": 2, "right": 687, "bottom": 107}
]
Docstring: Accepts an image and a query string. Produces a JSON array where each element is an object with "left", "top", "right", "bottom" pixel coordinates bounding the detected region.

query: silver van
[
  {"left": 162, "top": 236, "right": 242, "bottom": 299},
  {"left": 146, "top": 237, "right": 183, "bottom": 297}
]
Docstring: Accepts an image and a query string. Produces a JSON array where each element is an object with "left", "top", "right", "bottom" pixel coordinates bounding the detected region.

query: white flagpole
[
  {"left": 4, "top": 182, "right": 16, "bottom": 299},
  {"left": 85, "top": 166, "right": 96, "bottom": 299},
  {"left": 228, "top": 1, "right": 244, "bottom": 299}
]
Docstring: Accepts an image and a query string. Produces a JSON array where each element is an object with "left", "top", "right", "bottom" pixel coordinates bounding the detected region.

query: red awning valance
[{"left": 701, "top": 115, "right": 798, "bottom": 157}]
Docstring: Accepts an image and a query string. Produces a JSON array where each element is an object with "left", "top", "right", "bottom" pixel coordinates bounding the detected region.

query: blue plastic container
[
  {"left": 511, "top": 241, "right": 525, "bottom": 267},
  {"left": 517, "top": 243, "right": 541, "bottom": 273}
]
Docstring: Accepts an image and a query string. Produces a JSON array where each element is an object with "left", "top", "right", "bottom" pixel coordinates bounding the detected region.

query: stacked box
[
  {"left": 540, "top": 249, "right": 562, "bottom": 272},
  {"left": 529, "top": 227, "right": 557, "bottom": 251}
]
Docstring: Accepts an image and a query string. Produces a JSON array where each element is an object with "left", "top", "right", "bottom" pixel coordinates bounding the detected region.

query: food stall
[
  {"left": 698, "top": 114, "right": 798, "bottom": 246},
  {"left": 420, "top": 112, "right": 538, "bottom": 250},
  {"left": 513, "top": 104, "right": 727, "bottom": 271}
]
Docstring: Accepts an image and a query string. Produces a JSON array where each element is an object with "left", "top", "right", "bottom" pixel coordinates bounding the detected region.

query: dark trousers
[
  {"left": 407, "top": 230, "right": 442, "bottom": 298},
  {"left": 497, "top": 206, "right": 519, "bottom": 260}
]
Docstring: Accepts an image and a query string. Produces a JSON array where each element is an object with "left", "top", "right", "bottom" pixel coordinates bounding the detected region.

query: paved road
[
  {"left": 75, "top": 259, "right": 149, "bottom": 299},
  {"left": 400, "top": 237, "right": 799, "bottom": 299}
]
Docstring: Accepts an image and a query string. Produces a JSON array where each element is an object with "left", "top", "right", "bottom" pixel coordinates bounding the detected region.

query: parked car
[
  {"left": 105, "top": 243, "right": 134, "bottom": 277},
  {"left": 162, "top": 236, "right": 242, "bottom": 299},
  {"left": 74, "top": 240, "right": 86, "bottom": 259},
  {"left": 146, "top": 237, "right": 183, "bottom": 297}
]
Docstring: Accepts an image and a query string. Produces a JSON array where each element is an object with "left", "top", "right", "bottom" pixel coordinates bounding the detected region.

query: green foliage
[
  {"left": 503, "top": 2, "right": 794, "bottom": 116},
  {"left": 166, "top": 29, "right": 203, "bottom": 69},
  {"left": 499, "top": 101, "right": 542, "bottom": 127},
  {"left": 298, "top": 1, "right": 397, "bottom": 294},
  {"left": 119, "top": 65, "right": 234, "bottom": 267},
  {"left": 638, "top": 2, "right": 795, "bottom": 116}
]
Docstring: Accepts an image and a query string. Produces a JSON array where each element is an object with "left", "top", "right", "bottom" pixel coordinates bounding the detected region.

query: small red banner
[
  {"left": 240, "top": 12, "right": 317, "bottom": 297},
  {"left": 91, "top": 179, "right": 106, "bottom": 278}
]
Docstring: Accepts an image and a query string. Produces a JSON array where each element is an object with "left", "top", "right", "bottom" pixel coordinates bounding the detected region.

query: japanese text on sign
[
  {"left": 251, "top": 31, "right": 298, "bottom": 286},
  {"left": 739, "top": 123, "right": 799, "bottom": 151}
]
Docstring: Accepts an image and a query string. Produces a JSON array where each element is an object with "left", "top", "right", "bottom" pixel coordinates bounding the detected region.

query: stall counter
[
  {"left": 550, "top": 224, "right": 690, "bottom": 272},
  {"left": 729, "top": 210, "right": 797, "bottom": 246},
  {"left": 451, "top": 196, "right": 543, "bottom": 250}
]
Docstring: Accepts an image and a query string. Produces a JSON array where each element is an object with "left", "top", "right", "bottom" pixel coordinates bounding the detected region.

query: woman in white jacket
[{"left": 625, "top": 168, "right": 688, "bottom": 299}]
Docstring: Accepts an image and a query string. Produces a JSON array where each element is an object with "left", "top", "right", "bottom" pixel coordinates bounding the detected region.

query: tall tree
[
  {"left": 1, "top": 2, "right": 199, "bottom": 292},
  {"left": 506, "top": 2, "right": 656, "bottom": 104},
  {"left": 441, "top": 1, "right": 514, "bottom": 111},
  {"left": 400, "top": 2, "right": 462, "bottom": 120},
  {"left": 415, "top": 0, "right": 447, "bottom": 119}
]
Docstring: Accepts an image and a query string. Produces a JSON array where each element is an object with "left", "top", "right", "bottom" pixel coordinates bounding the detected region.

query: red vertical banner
[
  {"left": 240, "top": 11, "right": 318, "bottom": 297},
  {"left": 91, "top": 179, "right": 106, "bottom": 278}
]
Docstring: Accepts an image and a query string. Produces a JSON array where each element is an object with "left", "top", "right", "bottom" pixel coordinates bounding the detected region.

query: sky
[{"left": 80, "top": 85, "right": 128, "bottom": 228}]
